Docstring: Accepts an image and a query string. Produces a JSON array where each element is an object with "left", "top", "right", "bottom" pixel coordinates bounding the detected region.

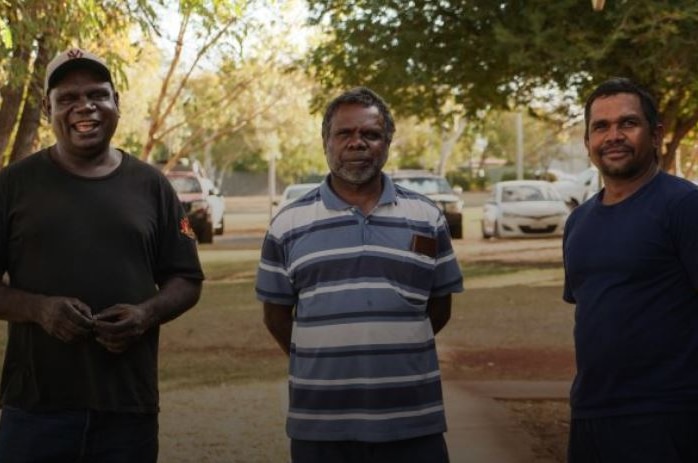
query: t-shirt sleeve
[
  {"left": 155, "top": 177, "right": 204, "bottom": 285},
  {"left": 672, "top": 189, "right": 698, "bottom": 290}
]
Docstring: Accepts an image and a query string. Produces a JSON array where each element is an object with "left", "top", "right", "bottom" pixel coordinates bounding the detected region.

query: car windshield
[
  {"left": 286, "top": 186, "right": 316, "bottom": 200},
  {"left": 393, "top": 177, "right": 453, "bottom": 195},
  {"left": 501, "top": 185, "right": 558, "bottom": 202},
  {"left": 168, "top": 176, "right": 202, "bottom": 194}
]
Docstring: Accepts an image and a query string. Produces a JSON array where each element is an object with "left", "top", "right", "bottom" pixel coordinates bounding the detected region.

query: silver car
[
  {"left": 481, "top": 180, "right": 569, "bottom": 239},
  {"left": 391, "top": 170, "right": 464, "bottom": 239}
]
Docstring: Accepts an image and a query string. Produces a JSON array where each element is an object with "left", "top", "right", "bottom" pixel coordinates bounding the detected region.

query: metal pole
[
  {"left": 516, "top": 112, "right": 524, "bottom": 180},
  {"left": 268, "top": 151, "right": 276, "bottom": 222}
]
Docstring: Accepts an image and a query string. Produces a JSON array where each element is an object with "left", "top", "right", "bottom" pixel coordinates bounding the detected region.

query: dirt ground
[{"left": 451, "top": 220, "right": 572, "bottom": 463}]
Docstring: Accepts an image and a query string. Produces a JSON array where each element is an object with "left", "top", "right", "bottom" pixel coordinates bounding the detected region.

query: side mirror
[{"left": 452, "top": 186, "right": 463, "bottom": 195}]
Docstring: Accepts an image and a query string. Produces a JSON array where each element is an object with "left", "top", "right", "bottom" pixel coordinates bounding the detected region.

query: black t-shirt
[{"left": 0, "top": 148, "right": 204, "bottom": 413}]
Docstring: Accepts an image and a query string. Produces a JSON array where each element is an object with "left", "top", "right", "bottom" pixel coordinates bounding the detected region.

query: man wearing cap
[{"left": 0, "top": 48, "right": 204, "bottom": 461}]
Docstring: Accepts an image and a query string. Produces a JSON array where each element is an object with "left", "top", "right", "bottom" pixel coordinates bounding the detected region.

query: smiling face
[
  {"left": 324, "top": 103, "right": 389, "bottom": 189},
  {"left": 44, "top": 68, "right": 120, "bottom": 160},
  {"left": 585, "top": 92, "right": 661, "bottom": 181}
]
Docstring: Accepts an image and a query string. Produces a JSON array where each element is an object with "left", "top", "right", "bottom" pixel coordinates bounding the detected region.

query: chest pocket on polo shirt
[
  {"left": 389, "top": 233, "right": 437, "bottom": 306},
  {"left": 411, "top": 234, "right": 437, "bottom": 258}
]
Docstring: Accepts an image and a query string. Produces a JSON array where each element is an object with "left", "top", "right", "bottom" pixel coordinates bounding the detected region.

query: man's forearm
[
  {"left": 263, "top": 303, "right": 294, "bottom": 356},
  {"left": 140, "top": 277, "right": 202, "bottom": 328},
  {"left": 0, "top": 283, "right": 46, "bottom": 324},
  {"left": 427, "top": 294, "right": 452, "bottom": 335}
]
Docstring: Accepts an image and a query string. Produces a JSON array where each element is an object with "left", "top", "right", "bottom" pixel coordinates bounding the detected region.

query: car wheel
[
  {"left": 197, "top": 222, "right": 214, "bottom": 244},
  {"left": 481, "top": 221, "right": 492, "bottom": 239},
  {"left": 215, "top": 216, "right": 225, "bottom": 235},
  {"left": 566, "top": 198, "right": 580, "bottom": 210},
  {"left": 449, "top": 221, "right": 463, "bottom": 239}
]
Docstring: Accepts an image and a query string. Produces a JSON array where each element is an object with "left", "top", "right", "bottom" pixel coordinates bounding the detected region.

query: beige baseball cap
[{"left": 44, "top": 48, "right": 113, "bottom": 94}]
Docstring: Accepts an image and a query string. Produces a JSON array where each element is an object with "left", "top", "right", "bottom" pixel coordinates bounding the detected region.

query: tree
[
  {"left": 140, "top": 0, "right": 261, "bottom": 168},
  {"left": 157, "top": 0, "right": 329, "bottom": 184},
  {"left": 306, "top": 0, "right": 698, "bottom": 172}
]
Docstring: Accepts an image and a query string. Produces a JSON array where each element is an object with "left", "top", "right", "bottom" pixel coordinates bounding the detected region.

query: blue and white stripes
[{"left": 256, "top": 174, "right": 463, "bottom": 442}]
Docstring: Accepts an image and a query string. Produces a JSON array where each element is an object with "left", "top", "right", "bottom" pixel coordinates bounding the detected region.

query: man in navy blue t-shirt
[{"left": 563, "top": 78, "right": 698, "bottom": 462}]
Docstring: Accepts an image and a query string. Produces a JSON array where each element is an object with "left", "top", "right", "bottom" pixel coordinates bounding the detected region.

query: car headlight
[
  {"left": 190, "top": 199, "right": 209, "bottom": 212},
  {"left": 442, "top": 201, "right": 463, "bottom": 214}
]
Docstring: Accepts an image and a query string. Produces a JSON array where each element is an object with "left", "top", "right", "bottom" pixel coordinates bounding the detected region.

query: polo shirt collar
[{"left": 320, "top": 172, "right": 398, "bottom": 211}]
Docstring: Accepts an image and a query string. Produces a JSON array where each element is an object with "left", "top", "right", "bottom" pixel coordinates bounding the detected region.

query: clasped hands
[{"left": 37, "top": 296, "right": 153, "bottom": 353}]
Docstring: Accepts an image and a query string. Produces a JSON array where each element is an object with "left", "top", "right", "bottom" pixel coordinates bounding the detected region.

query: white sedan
[
  {"left": 272, "top": 183, "right": 321, "bottom": 216},
  {"left": 481, "top": 180, "right": 570, "bottom": 239}
]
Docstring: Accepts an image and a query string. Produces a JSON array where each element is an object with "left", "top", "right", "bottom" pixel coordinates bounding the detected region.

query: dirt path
[{"left": 159, "top": 381, "right": 288, "bottom": 462}]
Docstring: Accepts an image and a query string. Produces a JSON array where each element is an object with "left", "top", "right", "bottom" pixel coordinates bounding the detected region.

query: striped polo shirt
[{"left": 256, "top": 174, "right": 464, "bottom": 442}]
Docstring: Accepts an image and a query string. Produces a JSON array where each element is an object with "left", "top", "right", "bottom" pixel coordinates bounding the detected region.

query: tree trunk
[
  {"left": 436, "top": 115, "right": 467, "bottom": 176},
  {"left": 9, "top": 40, "right": 52, "bottom": 163},
  {"left": 660, "top": 110, "right": 698, "bottom": 173},
  {"left": 0, "top": 43, "right": 32, "bottom": 163}
]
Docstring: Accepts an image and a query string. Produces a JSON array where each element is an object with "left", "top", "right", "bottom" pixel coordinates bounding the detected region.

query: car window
[
  {"left": 286, "top": 187, "right": 313, "bottom": 200},
  {"left": 501, "top": 185, "right": 558, "bottom": 202},
  {"left": 393, "top": 177, "right": 453, "bottom": 195},
  {"left": 168, "top": 176, "right": 202, "bottom": 194}
]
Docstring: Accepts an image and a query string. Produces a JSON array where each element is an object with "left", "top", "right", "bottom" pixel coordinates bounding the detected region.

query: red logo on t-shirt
[{"left": 180, "top": 217, "right": 196, "bottom": 240}]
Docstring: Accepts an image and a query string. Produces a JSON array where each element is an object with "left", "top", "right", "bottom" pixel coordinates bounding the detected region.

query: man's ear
[{"left": 652, "top": 123, "right": 664, "bottom": 149}]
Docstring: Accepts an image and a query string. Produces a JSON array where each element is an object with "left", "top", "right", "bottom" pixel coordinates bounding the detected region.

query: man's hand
[
  {"left": 37, "top": 297, "right": 94, "bottom": 343},
  {"left": 93, "top": 304, "right": 154, "bottom": 353}
]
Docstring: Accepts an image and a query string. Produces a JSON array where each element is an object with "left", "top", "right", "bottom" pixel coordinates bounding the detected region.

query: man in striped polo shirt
[{"left": 256, "top": 87, "right": 463, "bottom": 462}]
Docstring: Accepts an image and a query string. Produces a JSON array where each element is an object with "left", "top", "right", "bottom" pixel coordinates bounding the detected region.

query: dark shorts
[
  {"left": 291, "top": 433, "right": 449, "bottom": 463},
  {"left": 568, "top": 412, "right": 698, "bottom": 463},
  {"left": 0, "top": 406, "right": 158, "bottom": 463}
]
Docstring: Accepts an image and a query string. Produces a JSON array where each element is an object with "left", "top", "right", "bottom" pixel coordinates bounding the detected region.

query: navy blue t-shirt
[{"left": 563, "top": 171, "right": 698, "bottom": 419}]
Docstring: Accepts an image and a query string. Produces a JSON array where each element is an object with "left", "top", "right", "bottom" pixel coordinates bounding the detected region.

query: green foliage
[
  {"left": 444, "top": 170, "right": 474, "bottom": 191},
  {"left": 0, "top": 19, "right": 11, "bottom": 49},
  {"left": 306, "top": 0, "right": 698, "bottom": 169},
  {"left": 500, "top": 170, "right": 538, "bottom": 182}
]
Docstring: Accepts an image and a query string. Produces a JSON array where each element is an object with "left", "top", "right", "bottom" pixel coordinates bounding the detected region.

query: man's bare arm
[
  {"left": 427, "top": 294, "right": 452, "bottom": 335},
  {"left": 263, "top": 302, "right": 294, "bottom": 356}
]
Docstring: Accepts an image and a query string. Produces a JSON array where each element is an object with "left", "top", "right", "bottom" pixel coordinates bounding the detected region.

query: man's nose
[
  {"left": 346, "top": 132, "right": 367, "bottom": 149},
  {"left": 75, "top": 97, "right": 96, "bottom": 112},
  {"left": 606, "top": 124, "right": 625, "bottom": 141}
]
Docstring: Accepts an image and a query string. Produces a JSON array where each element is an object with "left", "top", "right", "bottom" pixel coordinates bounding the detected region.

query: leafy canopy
[{"left": 307, "top": 0, "right": 698, "bottom": 168}]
